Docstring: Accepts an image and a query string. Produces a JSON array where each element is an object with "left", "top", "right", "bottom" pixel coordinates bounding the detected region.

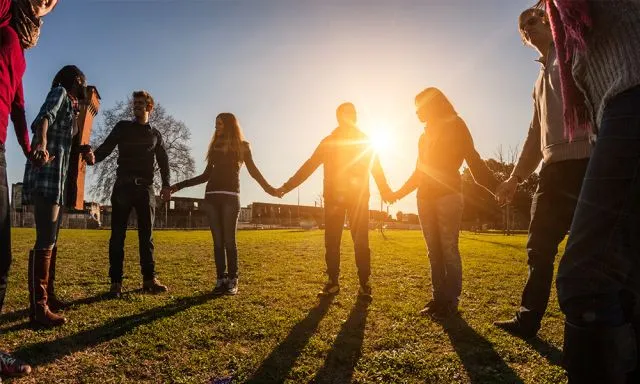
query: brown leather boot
[
  {"left": 28, "top": 249, "right": 66, "bottom": 327},
  {"left": 47, "top": 246, "right": 68, "bottom": 312}
]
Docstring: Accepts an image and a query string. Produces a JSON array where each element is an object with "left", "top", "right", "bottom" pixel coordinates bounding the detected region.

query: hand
[
  {"left": 82, "top": 150, "right": 95, "bottom": 165},
  {"left": 381, "top": 190, "right": 394, "bottom": 204},
  {"left": 30, "top": 142, "right": 54, "bottom": 167},
  {"left": 496, "top": 177, "right": 519, "bottom": 206},
  {"left": 268, "top": 186, "right": 284, "bottom": 198},
  {"left": 272, "top": 186, "right": 286, "bottom": 198},
  {"left": 160, "top": 186, "right": 172, "bottom": 202}
]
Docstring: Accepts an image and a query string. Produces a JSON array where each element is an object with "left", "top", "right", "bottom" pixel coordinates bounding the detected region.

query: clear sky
[{"left": 5, "top": 0, "right": 541, "bottom": 216}]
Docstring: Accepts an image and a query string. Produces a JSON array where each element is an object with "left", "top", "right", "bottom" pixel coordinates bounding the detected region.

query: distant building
[
  {"left": 11, "top": 183, "right": 101, "bottom": 229},
  {"left": 239, "top": 206, "right": 252, "bottom": 223}
]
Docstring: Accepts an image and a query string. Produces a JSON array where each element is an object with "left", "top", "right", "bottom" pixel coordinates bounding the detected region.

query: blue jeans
[
  {"left": 203, "top": 194, "right": 240, "bottom": 279},
  {"left": 557, "top": 86, "right": 640, "bottom": 327},
  {"left": 418, "top": 193, "right": 464, "bottom": 306},
  {"left": 0, "top": 144, "right": 10, "bottom": 312}
]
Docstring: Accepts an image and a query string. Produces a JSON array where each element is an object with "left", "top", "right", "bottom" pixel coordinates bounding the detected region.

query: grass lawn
[{"left": 1, "top": 228, "right": 566, "bottom": 383}]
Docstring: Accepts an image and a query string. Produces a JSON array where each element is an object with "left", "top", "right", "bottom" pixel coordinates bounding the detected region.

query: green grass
[{"left": 1, "top": 229, "right": 566, "bottom": 383}]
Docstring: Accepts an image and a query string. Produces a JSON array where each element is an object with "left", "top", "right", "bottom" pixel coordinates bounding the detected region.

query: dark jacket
[
  {"left": 175, "top": 141, "right": 270, "bottom": 195},
  {"left": 282, "top": 126, "right": 390, "bottom": 206}
]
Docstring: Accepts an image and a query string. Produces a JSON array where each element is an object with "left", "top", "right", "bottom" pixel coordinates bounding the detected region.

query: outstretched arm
[
  {"left": 393, "top": 168, "right": 421, "bottom": 202},
  {"left": 461, "top": 124, "right": 498, "bottom": 195},
  {"left": 244, "top": 144, "right": 276, "bottom": 195},
  {"left": 171, "top": 166, "right": 210, "bottom": 193},
  {"left": 371, "top": 154, "right": 392, "bottom": 202},
  {"left": 93, "top": 122, "right": 122, "bottom": 164},
  {"left": 279, "top": 143, "right": 323, "bottom": 195},
  {"left": 496, "top": 101, "right": 543, "bottom": 205}
]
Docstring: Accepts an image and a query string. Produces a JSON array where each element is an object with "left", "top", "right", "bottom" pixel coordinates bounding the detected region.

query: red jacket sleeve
[{"left": 10, "top": 81, "right": 30, "bottom": 157}]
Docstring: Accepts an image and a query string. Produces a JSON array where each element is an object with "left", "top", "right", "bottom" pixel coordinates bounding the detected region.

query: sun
[{"left": 366, "top": 122, "right": 394, "bottom": 156}]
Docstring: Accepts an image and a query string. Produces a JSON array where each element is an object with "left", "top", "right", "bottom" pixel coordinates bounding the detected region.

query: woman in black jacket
[{"left": 171, "top": 113, "right": 277, "bottom": 295}]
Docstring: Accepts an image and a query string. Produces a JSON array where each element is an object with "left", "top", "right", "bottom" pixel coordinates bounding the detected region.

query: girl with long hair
[
  {"left": 391, "top": 88, "right": 497, "bottom": 319},
  {"left": 22, "top": 65, "right": 88, "bottom": 327},
  {"left": 171, "top": 113, "right": 277, "bottom": 295}
]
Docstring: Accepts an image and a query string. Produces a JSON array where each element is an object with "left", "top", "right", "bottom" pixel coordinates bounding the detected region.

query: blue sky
[{"left": 5, "top": 0, "right": 540, "bottom": 215}]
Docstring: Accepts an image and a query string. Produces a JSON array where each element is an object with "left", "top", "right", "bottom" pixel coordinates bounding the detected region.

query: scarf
[
  {"left": 10, "top": 0, "right": 42, "bottom": 50},
  {"left": 545, "top": 0, "right": 593, "bottom": 139}
]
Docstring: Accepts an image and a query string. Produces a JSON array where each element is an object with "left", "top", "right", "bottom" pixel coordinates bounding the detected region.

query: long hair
[
  {"left": 51, "top": 65, "right": 86, "bottom": 93},
  {"left": 415, "top": 87, "right": 457, "bottom": 123},
  {"left": 206, "top": 112, "right": 246, "bottom": 165}
]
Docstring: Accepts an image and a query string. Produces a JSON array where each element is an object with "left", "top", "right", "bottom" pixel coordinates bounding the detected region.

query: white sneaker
[{"left": 226, "top": 278, "right": 238, "bottom": 295}]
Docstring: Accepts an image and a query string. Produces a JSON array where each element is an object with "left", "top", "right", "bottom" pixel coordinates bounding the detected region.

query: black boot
[{"left": 563, "top": 321, "right": 636, "bottom": 384}]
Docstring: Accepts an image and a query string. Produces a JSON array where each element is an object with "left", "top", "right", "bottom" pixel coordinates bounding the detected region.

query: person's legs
[
  {"left": 0, "top": 148, "right": 10, "bottom": 313},
  {"left": 0, "top": 147, "right": 31, "bottom": 376},
  {"left": 557, "top": 86, "right": 640, "bottom": 382},
  {"left": 136, "top": 186, "right": 166, "bottom": 293},
  {"left": 203, "top": 198, "right": 226, "bottom": 278},
  {"left": 417, "top": 197, "right": 446, "bottom": 305},
  {"left": 221, "top": 195, "right": 241, "bottom": 280},
  {"left": 221, "top": 195, "right": 241, "bottom": 295},
  {"left": 108, "top": 183, "right": 132, "bottom": 287},
  {"left": 29, "top": 194, "right": 66, "bottom": 326},
  {"left": 47, "top": 205, "right": 67, "bottom": 311},
  {"left": 202, "top": 198, "right": 228, "bottom": 294},
  {"left": 134, "top": 186, "right": 156, "bottom": 281},
  {"left": 497, "top": 159, "right": 588, "bottom": 337},
  {"left": 321, "top": 202, "right": 346, "bottom": 295},
  {"left": 434, "top": 193, "right": 464, "bottom": 311},
  {"left": 348, "top": 200, "right": 371, "bottom": 291}
]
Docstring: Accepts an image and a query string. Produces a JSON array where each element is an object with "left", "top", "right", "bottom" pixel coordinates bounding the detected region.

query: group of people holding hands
[{"left": 1, "top": 0, "right": 639, "bottom": 382}]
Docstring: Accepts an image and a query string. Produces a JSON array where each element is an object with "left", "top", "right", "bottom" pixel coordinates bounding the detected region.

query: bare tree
[{"left": 89, "top": 98, "right": 196, "bottom": 202}]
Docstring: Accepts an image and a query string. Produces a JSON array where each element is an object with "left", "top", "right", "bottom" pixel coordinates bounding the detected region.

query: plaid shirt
[{"left": 22, "top": 86, "right": 75, "bottom": 206}]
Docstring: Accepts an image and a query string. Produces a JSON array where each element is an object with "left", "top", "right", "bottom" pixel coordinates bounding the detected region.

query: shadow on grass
[
  {"left": 11, "top": 292, "right": 216, "bottom": 365},
  {"left": 462, "top": 235, "right": 523, "bottom": 251},
  {"left": 435, "top": 315, "right": 524, "bottom": 384},
  {"left": 0, "top": 291, "right": 113, "bottom": 325},
  {"left": 528, "top": 337, "right": 563, "bottom": 366},
  {"left": 314, "top": 296, "right": 370, "bottom": 384},
  {"left": 246, "top": 296, "right": 334, "bottom": 383}
]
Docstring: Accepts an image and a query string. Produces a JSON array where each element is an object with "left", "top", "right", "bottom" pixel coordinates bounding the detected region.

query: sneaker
[
  {"left": 109, "top": 282, "right": 122, "bottom": 298},
  {"left": 419, "top": 300, "right": 441, "bottom": 316},
  {"left": 318, "top": 279, "right": 340, "bottom": 297},
  {"left": 0, "top": 351, "right": 31, "bottom": 377},
  {"left": 226, "top": 278, "right": 238, "bottom": 296},
  {"left": 213, "top": 277, "right": 227, "bottom": 296},
  {"left": 142, "top": 278, "right": 168, "bottom": 294},
  {"left": 358, "top": 282, "right": 372, "bottom": 298},
  {"left": 494, "top": 317, "right": 538, "bottom": 339}
]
